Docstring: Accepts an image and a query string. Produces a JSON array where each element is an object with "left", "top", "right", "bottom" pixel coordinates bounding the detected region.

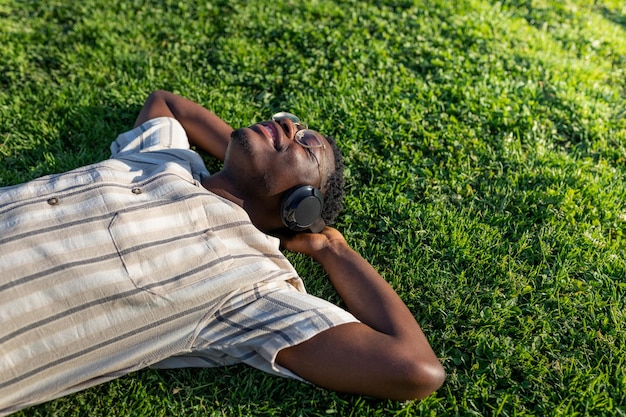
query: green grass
[{"left": 2, "top": 0, "right": 625, "bottom": 415}]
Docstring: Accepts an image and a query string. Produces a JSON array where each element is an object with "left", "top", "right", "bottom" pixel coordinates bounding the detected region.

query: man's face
[{"left": 223, "top": 117, "right": 333, "bottom": 200}]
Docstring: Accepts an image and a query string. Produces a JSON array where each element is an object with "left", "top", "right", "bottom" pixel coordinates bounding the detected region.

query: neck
[
  {"left": 201, "top": 172, "right": 244, "bottom": 207},
  {"left": 200, "top": 172, "right": 283, "bottom": 234}
]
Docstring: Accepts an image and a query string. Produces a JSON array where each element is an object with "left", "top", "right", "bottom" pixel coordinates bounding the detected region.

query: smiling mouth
[
  {"left": 260, "top": 123, "right": 281, "bottom": 149},
  {"left": 261, "top": 124, "right": 274, "bottom": 139}
]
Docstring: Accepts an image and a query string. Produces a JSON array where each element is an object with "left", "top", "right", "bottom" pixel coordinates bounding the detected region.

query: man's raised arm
[
  {"left": 134, "top": 90, "right": 233, "bottom": 161},
  {"left": 277, "top": 227, "right": 445, "bottom": 400}
]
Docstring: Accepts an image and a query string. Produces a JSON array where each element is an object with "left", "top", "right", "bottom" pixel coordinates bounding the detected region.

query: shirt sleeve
[
  {"left": 110, "top": 117, "right": 191, "bottom": 157},
  {"left": 151, "top": 280, "right": 360, "bottom": 383},
  {"left": 110, "top": 117, "right": 210, "bottom": 181}
]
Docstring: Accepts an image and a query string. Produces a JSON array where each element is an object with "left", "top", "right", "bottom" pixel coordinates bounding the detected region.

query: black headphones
[{"left": 280, "top": 185, "right": 325, "bottom": 233}]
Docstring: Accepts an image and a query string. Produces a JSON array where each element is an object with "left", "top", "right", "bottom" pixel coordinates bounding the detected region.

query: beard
[
  {"left": 230, "top": 128, "right": 252, "bottom": 155},
  {"left": 225, "top": 128, "right": 272, "bottom": 196}
]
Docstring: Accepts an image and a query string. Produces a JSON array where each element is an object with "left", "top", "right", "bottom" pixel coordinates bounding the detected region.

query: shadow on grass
[
  {"left": 0, "top": 103, "right": 140, "bottom": 186},
  {"left": 599, "top": 5, "right": 626, "bottom": 31},
  {"left": 1, "top": 102, "right": 226, "bottom": 186},
  {"left": 388, "top": 28, "right": 601, "bottom": 161},
  {"left": 20, "top": 366, "right": 397, "bottom": 416}
]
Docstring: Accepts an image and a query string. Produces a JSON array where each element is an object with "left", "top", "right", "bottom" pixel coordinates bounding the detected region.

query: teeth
[{"left": 261, "top": 125, "right": 273, "bottom": 139}]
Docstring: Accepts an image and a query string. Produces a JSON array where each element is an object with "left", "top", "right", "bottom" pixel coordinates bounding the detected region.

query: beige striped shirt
[{"left": 1, "top": 118, "right": 344, "bottom": 414}]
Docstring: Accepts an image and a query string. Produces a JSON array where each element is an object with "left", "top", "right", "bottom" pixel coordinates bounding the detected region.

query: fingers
[
  {"left": 280, "top": 230, "right": 326, "bottom": 256},
  {"left": 279, "top": 227, "right": 348, "bottom": 259},
  {"left": 281, "top": 234, "right": 320, "bottom": 255}
]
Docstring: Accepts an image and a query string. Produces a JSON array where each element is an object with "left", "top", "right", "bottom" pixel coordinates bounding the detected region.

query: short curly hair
[{"left": 320, "top": 135, "right": 345, "bottom": 226}]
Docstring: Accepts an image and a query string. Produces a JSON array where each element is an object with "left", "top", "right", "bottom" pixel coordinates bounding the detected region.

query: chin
[{"left": 230, "top": 128, "right": 252, "bottom": 154}]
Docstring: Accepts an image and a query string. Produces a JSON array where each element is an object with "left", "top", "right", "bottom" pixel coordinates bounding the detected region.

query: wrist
[{"left": 313, "top": 239, "right": 352, "bottom": 264}]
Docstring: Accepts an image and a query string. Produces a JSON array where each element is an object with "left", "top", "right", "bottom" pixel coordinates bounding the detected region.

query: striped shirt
[{"left": 0, "top": 118, "right": 358, "bottom": 415}]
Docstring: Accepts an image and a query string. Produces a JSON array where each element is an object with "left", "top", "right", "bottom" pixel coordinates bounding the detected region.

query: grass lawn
[{"left": 1, "top": 0, "right": 625, "bottom": 415}]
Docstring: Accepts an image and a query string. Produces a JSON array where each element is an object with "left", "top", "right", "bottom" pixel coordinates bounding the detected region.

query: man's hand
[{"left": 279, "top": 227, "right": 347, "bottom": 260}]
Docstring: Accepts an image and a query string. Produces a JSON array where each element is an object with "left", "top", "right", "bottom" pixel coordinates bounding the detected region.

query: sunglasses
[{"left": 272, "top": 112, "right": 326, "bottom": 189}]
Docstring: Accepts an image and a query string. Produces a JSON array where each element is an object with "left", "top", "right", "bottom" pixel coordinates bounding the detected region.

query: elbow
[
  {"left": 391, "top": 350, "right": 446, "bottom": 401},
  {"left": 405, "top": 358, "right": 446, "bottom": 400}
]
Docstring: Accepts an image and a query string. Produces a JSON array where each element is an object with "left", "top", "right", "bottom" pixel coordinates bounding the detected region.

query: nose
[{"left": 275, "top": 117, "right": 297, "bottom": 140}]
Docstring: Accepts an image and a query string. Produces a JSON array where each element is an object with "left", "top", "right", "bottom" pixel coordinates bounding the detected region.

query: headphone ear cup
[{"left": 280, "top": 185, "right": 324, "bottom": 232}]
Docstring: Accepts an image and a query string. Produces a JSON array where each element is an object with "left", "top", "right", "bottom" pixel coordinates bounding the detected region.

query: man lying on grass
[{"left": 0, "top": 90, "right": 445, "bottom": 414}]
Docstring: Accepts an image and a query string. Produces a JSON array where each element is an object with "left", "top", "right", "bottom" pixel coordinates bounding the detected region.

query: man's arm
[
  {"left": 277, "top": 228, "right": 445, "bottom": 401},
  {"left": 134, "top": 90, "right": 233, "bottom": 161}
]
